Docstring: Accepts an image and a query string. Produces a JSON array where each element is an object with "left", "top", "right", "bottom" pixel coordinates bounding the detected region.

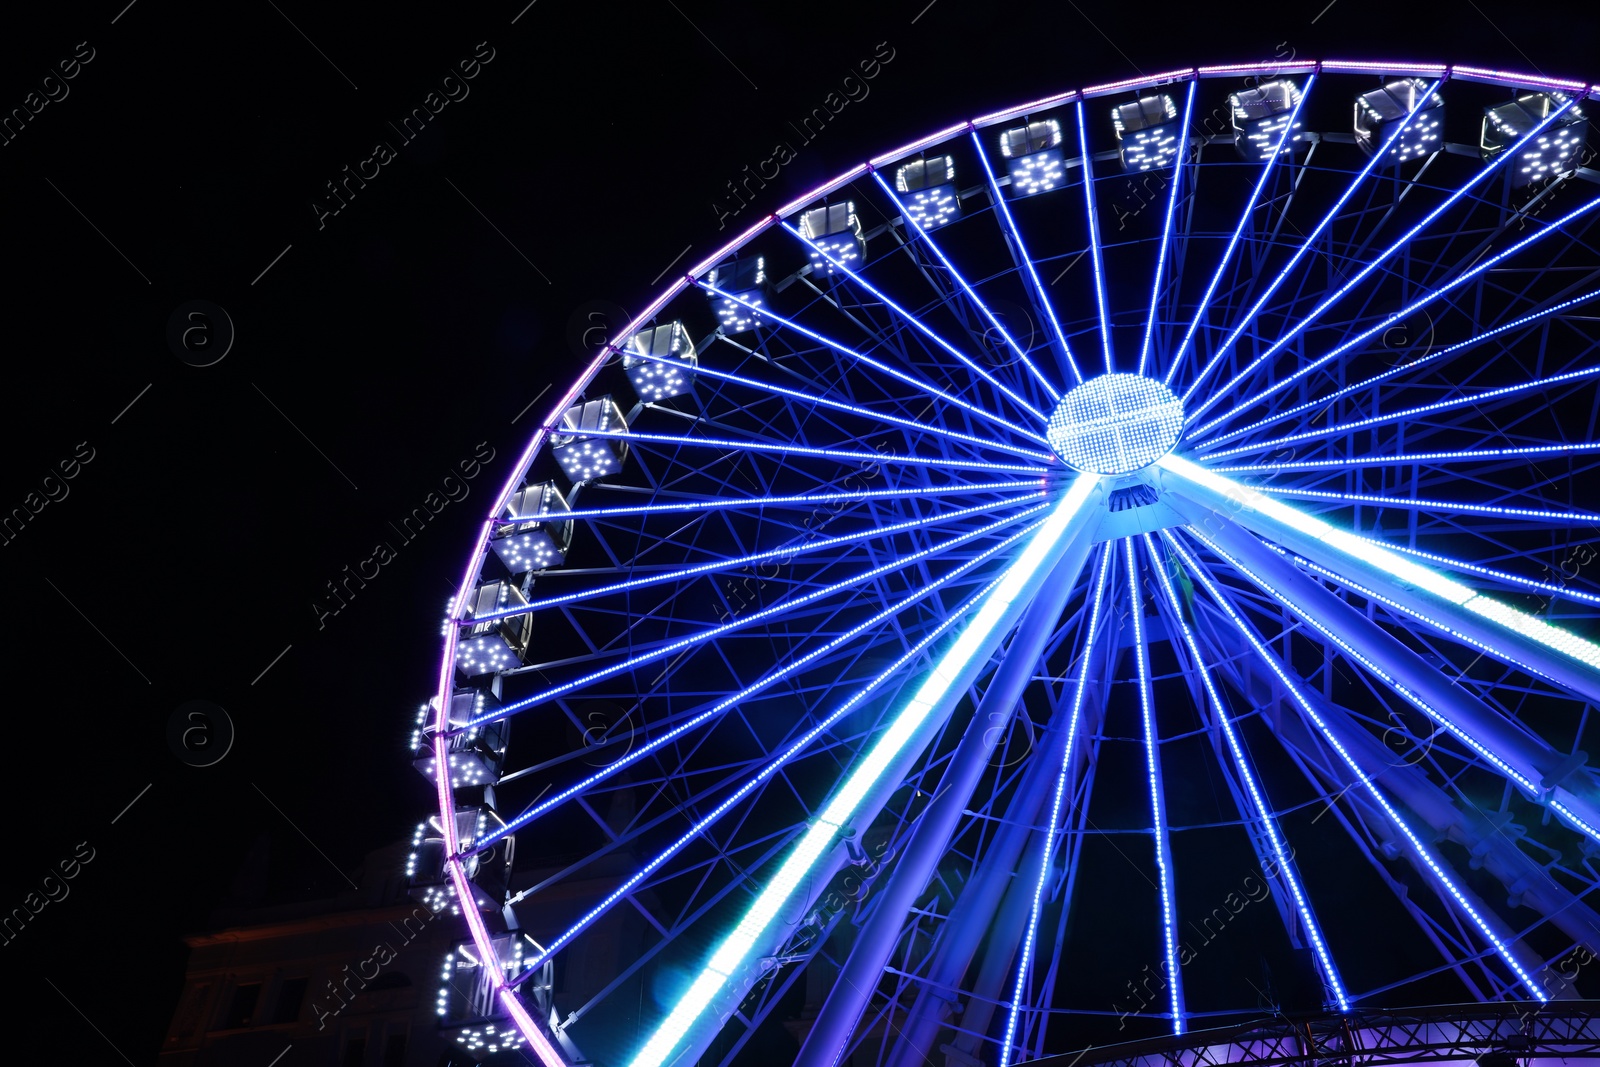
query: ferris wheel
[{"left": 409, "top": 58, "right": 1600, "bottom": 1067}]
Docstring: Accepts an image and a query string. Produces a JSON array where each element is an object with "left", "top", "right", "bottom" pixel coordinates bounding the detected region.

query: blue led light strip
[
  {"left": 1078, "top": 101, "right": 1115, "bottom": 374},
  {"left": 1185, "top": 96, "right": 1577, "bottom": 434},
  {"left": 698, "top": 280, "right": 1048, "bottom": 444},
  {"left": 1202, "top": 441, "right": 1600, "bottom": 473},
  {"left": 968, "top": 129, "right": 1086, "bottom": 387},
  {"left": 779, "top": 220, "right": 1051, "bottom": 422},
  {"left": 1196, "top": 287, "right": 1600, "bottom": 449},
  {"left": 1180, "top": 80, "right": 1442, "bottom": 406},
  {"left": 998, "top": 544, "right": 1112, "bottom": 1067},
  {"left": 624, "top": 473, "right": 1101, "bottom": 1067},
  {"left": 1246, "top": 484, "right": 1600, "bottom": 527},
  {"left": 453, "top": 503, "right": 1048, "bottom": 733},
  {"left": 1140, "top": 81, "right": 1196, "bottom": 378},
  {"left": 574, "top": 427, "right": 1049, "bottom": 474},
  {"left": 473, "top": 514, "right": 1050, "bottom": 860},
  {"left": 1190, "top": 118, "right": 1598, "bottom": 436},
  {"left": 1203, "top": 363, "right": 1600, "bottom": 461},
  {"left": 472, "top": 496, "right": 1037, "bottom": 621},
  {"left": 1141, "top": 532, "right": 1349, "bottom": 1011},
  {"left": 1162, "top": 529, "right": 1550, "bottom": 1002},
  {"left": 1163, "top": 75, "right": 1316, "bottom": 388},
  {"left": 1125, "top": 536, "right": 1186, "bottom": 1033},
  {"left": 516, "top": 480, "right": 1041, "bottom": 523},
  {"left": 872, "top": 169, "right": 1063, "bottom": 401},
  {"left": 629, "top": 341, "right": 1051, "bottom": 459}
]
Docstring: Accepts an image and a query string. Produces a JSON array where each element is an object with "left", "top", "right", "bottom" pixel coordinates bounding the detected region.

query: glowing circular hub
[{"left": 1046, "top": 373, "right": 1184, "bottom": 474}]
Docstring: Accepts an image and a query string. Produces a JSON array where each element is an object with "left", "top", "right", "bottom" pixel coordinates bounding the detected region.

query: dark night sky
[{"left": 2, "top": 1, "right": 1598, "bottom": 1062}]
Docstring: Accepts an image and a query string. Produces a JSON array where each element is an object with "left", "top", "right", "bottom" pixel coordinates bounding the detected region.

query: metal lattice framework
[{"left": 412, "top": 59, "right": 1600, "bottom": 1067}]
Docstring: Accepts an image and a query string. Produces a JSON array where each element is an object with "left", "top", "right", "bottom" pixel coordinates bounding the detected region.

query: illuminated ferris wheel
[{"left": 410, "top": 58, "right": 1600, "bottom": 1067}]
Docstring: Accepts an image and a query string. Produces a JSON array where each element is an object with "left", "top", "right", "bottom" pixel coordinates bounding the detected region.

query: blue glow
[
  {"left": 1078, "top": 101, "right": 1115, "bottom": 374},
  {"left": 968, "top": 130, "right": 1085, "bottom": 387},
  {"left": 1126, "top": 537, "right": 1184, "bottom": 1033},
  {"left": 1000, "top": 544, "right": 1112, "bottom": 1067},
  {"left": 1164, "top": 75, "right": 1316, "bottom": 387},
  {"left": 1181, "top": 79, "right": 1442, "bottom": 406},
  {"left": 524, "top": 480, "right": 1043, "bottom": 522},
  {"left": 1139, "top": 82, "right": 1196, "bottom": 378},
  {"left": 1163, "top": 530, "right": 1550, "bottom": 1003},
  {"left": 872, "top": 170, "right": 1063, "bottom": 401},
  {"left": 1046, "top": 374, "right": 1184, "bottom": 474},
  {"left": 454, "top": 504, "right": 1051, "bottom": 733},
  {"left": 1141, "top": 533, "right": 1349, "bottom": 1012},
  {"left": 779, "top": 220, "right": 1049, "bottom": 423},
  {"left": 625, "top": 473, "right": 1102, "bottom": 1067},
  {"left": 1203, "top": 440, "right": 1600, "bottom": 473},
  {"left": 700, "top": 279, "right": 1050, "bottom": 442},
  {"left": 1247, "top": 484, "right": 1600, "bottom": 527},
  {"left": 1186, "top": 98, "right": 1579, "bottom": 432},
  {"left": 579, "top": 426, "right": 1049, "bottom": 474}
]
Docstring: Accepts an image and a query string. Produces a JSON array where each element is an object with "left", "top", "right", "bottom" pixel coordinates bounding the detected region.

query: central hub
[{"left": 1046, "top": 373, "right": 1184, "bottom": 474}]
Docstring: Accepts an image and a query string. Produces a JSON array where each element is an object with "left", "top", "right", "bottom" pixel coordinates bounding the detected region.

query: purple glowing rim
[{"left": 429, "top": 56, "right": 1598, "bottom": 1067}]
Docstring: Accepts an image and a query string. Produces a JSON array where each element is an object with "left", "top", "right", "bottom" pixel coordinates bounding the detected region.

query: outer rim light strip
[
  {"left": 1125, "top": 537, "right": 1185, "bottom": 1034},
  {"left": 698, "top": 280, "right": 1048, "bottom": 444},
  {"left": 1163, "top": 530, "right": 1550, "bottom": 1003},
  {"left": 1189, "top": 101, "right": 1583, "bottom": 433},
  {"left": 1081, "top": 68, "right": 1197, "bottom": 98},
  {"left": 1141, "top": 532, "right": 1349, "bottom": 1011},
  {"left": 778, "top": 220, "right": 1050, "bottom": 421},
  {"left": 630, "top": 340, "right": 1052, "bottom": 458},
  {"left": 579, "top": 426, "right": 1047, "bottom": 474},
  {"left": 472, "top": 516, "right": 1050, "bottom": 859},
  {"left": 1198, "top": 287, "right": 1600, "bottom": 448},
  {"left": 516, "top": 480, "right": 1041, "bottom": 522},
  {"left": 1139, "top": 81, "right": 1196, "bottom": 378},
  {"left": 1182, "top": 79, "right": 1442, "bottom": 405},
  {"left": 999, "top": 544, "right": 1113, "bottom": 1067},
  {"left": 1077, "top": 101, "right": 1114, "bottom": 374},
  {"left": 1206, "top": 440, "right": 1600, "bottom": 472},
  {"left": 872, "top": 169, "right": 1063, "bottom": 401},
  {"left": 624, "top": 473, "right": 1100, "bottom": 1067},
  {"left": 455, "top": 503, "right": 1049, "bottom": 733},
  {"left": 1246, "top": 483, "right": 1600, "bottom": 527},
  {"left": 1203, "top": 363, "right": 1600, "bottom": 460},
  {"left": 1451, "top": 65, "right": 1589, "bottom": 93},
  {"left": 473, "top": 496, "right": 1034, "bottom": 621},
  {"left": 1165, "top": 75, "right": 1316, "bottom": 388},
  {"left": 968, "top": 128, "right": 1085, "bottom": 387},
  {"left": 1158, "top": 454, "right": 1600, "bottom": 673}
]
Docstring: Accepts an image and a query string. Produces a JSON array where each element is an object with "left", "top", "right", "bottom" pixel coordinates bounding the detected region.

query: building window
[
  {"left": 220, "top": 983, "right": 261, "bottom": 1029},
  {"left": 272, "top": 977, "right": 308, "bottom": 1024}
]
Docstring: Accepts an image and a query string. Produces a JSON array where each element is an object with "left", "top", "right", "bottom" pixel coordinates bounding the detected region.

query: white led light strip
[
  {"left": 1157, "top": 454, "right": 1600, "bottom": 674},
  {"left": 625, "top": 473, "right": 1101, "bottom": 1067}
]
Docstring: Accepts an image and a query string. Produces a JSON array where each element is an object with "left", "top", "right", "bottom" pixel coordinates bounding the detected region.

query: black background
[{"left": 1, "top": 0, "right": 1597, "bottom": 1062}]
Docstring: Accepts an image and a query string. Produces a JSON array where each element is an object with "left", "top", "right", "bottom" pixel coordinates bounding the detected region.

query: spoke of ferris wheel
[
  {"left": 696, "top": 280, "right": 1047, "bottom": 444},
  {"left": 471, "top": 495, "right": 1037, "bottom": 621},
  {"left": 526, "top": 480, "right": 1042, "bottom": 522},
  {"left": 968, "top": 129, "right": 1086, "bottom": 387},
  {"left": 1188, "top": 109, "right": 1591, "bottom": 435},
  {"left": 1381, "top": 540, "right": 1600, "bottom": 606},
  {"left": 574, "top": 427, "right": 1050, "bottom": 473},
  {"left": 779, "top": 221, "right": 1050, "bottom": 422},
  {"left": 1125, "top": 536, "right": 1187, "bottom": 1033},
  {"left": 1197, "top": 285, "right": 1600, "bottom": 449},
  {"left": 871, "top": 169, "right": 1063, "bottom": 401},
  {"left": 469, "top": 514, "right": 1049, "bottom": 860},
  {"left": 998, "top": 544, "right": 1111, "bottom": 1067},
  {"left": 1181, "top": 79, "right": 1442, "bottom": 405},
  {"left": 1161, "top": 529, "right": 1550, "bottom": 1002},
  {"left": 1156, "top": 454, "right": 1600, "bottom": 700},
  {"left": 1246, "top": 484, "right": 1600, "bottom": 529},
  {"left": 1202, "top": 440, "right": 1600, "bottom": 474},
  {"left": 450, "top": 502, "right": 1048, "bottom": 734},
  {"left": 1162, "top": 73, "right": 1316, "bottom": 389},
  {"left": 1180, "top": 525, "right": 1600, "bottom": 846},
  {"left": 1141, "top": 531, "right": 1349, "bottom": 1011},
  {"left": 1139, "top": 81, "right": 1197, "bottom": 378},
  {"left": 1201, "top": 362, "right": 1600, "bottom": 461},
  {"left": 625, "top": 474, "right": 1101, "bottom": 1067},
  {"left": 1075, "top": 102, "right": 1115, "bottom": 373}
]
